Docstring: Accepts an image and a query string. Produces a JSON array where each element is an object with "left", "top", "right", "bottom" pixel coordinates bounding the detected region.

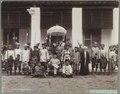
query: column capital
[
  {"left": 27, "top": 8, "right": 35, "bottom": 15},
  {"left": 27, "top": 7, "right": 41, "bottom": 49}
]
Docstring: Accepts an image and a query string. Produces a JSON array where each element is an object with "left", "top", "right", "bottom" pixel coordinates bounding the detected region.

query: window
[{"left": 84, "top": 29, "right": 101, "bottom": 48}]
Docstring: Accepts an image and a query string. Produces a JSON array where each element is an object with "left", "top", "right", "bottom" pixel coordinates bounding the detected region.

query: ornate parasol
[
  {"left": 47, "top": 25, "right": 67, "bottom": 36},
  {"left": 47, "top": 25, "right": 67, "bottom": 45}
]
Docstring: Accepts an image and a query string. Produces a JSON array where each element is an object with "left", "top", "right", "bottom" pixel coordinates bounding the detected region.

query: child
[
  {"left": 49, "top": 53, "right": 60, "bottom": 77},
  {"left": 22, "top": 62, "right": 29, "bottom": 75},
  {"left": 14, "top": 54, "right": 21, "bottom": 75},
  {"left": 62, "top": 60, "right": 73, "bottom": 78},
  {"left": 32, "top": 62, "right": 46, "bottom": 78}
]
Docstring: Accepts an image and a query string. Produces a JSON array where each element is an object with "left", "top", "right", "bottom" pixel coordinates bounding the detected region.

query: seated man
[
  {"left": 32, "top": 62, "right": 46, "bottom": 78},
  {"left": 49, "top": 53, "right": 60, "bottom": 77},
  {"left": 62, "top": 60, "right": 73, "bottom": 78}
]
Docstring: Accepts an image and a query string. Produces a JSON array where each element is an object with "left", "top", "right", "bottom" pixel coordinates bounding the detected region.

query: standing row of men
[
  {"left": 4, "top": 43, "right": 49, "bottom": 76},
  {"left": 2, "top": 40, "right": 118, "bottom": 77},
  {"left": 2, "top": 41, "right": 91, "bottom": 77},
  {"left": 91, "top": 43, "right": 118, "bottom": 75}
]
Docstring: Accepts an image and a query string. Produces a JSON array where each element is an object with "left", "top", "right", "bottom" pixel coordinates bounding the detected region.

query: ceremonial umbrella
[
  {"left": 47, "top": 25, "right": 67, "bottom": 36},
  {"left": 47, "top": 25, "right": 67, "bottom": 45}
]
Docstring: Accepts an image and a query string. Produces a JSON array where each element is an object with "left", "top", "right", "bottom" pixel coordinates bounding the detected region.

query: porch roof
[{"left": 2, "top": 0, "right": 119, "bottom": 12}]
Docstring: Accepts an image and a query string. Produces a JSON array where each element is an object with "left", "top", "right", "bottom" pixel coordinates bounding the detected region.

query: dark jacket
[{"left": 80, "top": 50, "right": 90, "bottom": 75}]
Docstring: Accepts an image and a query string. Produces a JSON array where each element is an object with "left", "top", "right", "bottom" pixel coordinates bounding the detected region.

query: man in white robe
[
  {"left": 14, "top": 42, "right": 22, "bottom": 74},
  {"left": 40, "top": 43, "right": 50, "bottom": 74},
  {"left": 21, "top": 44, "right": 30, "bottom": 75},
  {"left": 5, "top": 45, "right": 15, "bottom": 75}
]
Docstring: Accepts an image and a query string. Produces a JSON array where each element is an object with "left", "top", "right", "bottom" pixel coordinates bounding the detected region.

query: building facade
[{"left": 1, "top": 1, "right": 119, "bottom": 49}]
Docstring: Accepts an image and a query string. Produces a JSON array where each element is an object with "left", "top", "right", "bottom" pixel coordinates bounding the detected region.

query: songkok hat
[
  {"left": 15, "top": 42, "right": 20, "bottom": 46},
  {"left": 92, "top": 41, "right": 98, "bottom": 45},
  {"left": 24, "top": 44, "right": 28, "bottom": 47},
  {"left": 34, "top": 45, "right": 38, "bottom": 48},
  {"left": 82, "top": 46, "right": 88, "bottom": 49}
]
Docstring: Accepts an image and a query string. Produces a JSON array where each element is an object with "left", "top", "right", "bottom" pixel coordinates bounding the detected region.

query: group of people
[
  {"left": 1, "top": 39, "right": 118, "bottom": 78},
  {"left": 91, "top": 43, "right": 118, "bottom": 75}
]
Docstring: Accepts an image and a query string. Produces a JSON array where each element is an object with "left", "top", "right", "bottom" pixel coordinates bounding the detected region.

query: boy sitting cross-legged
[
  {"left": 32, "top": 62, "right": 46, "bottom": 78},
  {"left": 62, "top": 60, "right": 73, "bottom": 78}
]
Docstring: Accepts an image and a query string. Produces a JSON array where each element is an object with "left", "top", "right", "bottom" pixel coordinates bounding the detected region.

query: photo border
[{"left": 0, "top": 0, "right": 119, "bottom": 94}]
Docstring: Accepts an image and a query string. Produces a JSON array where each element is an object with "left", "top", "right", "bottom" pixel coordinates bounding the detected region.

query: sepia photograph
[{"left": 1, "top": 0, "right": 119, "bottom": 94}]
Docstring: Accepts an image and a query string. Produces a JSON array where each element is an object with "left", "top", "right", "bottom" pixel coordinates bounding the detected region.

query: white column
[
  {"left": 27, "top": 7, "right": 41, "bottom": 49},
  {"left": 111, "top": 8, "right": 119, "bottom": 45},
  {"left": 72, "top": 8, "right": 83, "bottom": 48}
]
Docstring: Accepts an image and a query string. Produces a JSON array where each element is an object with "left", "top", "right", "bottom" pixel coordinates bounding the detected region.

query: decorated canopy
[{"left": 47, "top": 25, "right": 67, "bottom": 36}]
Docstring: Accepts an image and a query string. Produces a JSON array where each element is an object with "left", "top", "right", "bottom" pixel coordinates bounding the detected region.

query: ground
[{"left": 2, "top": 73, "right": 117, "bottom": 94}]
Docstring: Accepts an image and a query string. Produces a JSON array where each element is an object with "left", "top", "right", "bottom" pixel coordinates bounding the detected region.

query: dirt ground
[{"left": 2, "top": 73, "right": 117, "bottom": 94}]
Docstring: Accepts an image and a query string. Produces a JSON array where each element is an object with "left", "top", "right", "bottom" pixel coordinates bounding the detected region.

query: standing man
[
  {"left": 30, "top": 45, "right": 40, "bottom": 75},
  {"left": 108, "top": 46, "right": 117, "bottom": 75},
  {"left": 52, "top": 43, "right": 57, "bottom": 54},
  {"left": 80, "top": 46, "right": 90, "bottom": 75},
  {"left": 5, "top": 45, "right": 15, "bottom": 75},
  {"left": 61, "top": 41, "right": 65, "bottom": 49},
  {"left": 22, "top": 44, "right": 30, "bottom": 75},
  {"left": 99, "top": 44, "right": 107, "bottom": 74},
  {"left": 14, "top": 42, "right": 22, "bottom": 74},
  {"left": 40, "top": 43, "right": 50, "bottom": 74},
  {"left": 73, "top": 47, "right": 80, "bottom": 75},
  {"left": 61, "top": 45, "right": 71, "bottom": 64},
  {"left": 35, "top": 43, "right": 40, "bottom": 51},
  {"left": 65, "top": 39, "right": 71, "bottom": 48},
  {"left": 78, "top": 42, "right": 84, "bottom": 54},
  {"left": 27, "top": 42, "right": 32, "bottom": 52},
  {"left": 56, "top": 42, "right": 64, "bottom": 61},
  {"left": 91, "top": 42, "right": 99, "bottom": 74}
]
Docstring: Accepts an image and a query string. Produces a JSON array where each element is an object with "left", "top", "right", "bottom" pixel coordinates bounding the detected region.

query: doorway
[
  {"left": 3, "top": 28, "right": 19, "bottom": 45},
  {"left": 51, "top": 36, "right": 63, "bottom": 45}
]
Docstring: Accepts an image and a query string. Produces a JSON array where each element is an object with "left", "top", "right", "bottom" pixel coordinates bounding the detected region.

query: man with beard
[{"left": 80, "top": 46, "right": 90, "bottom": 75}]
